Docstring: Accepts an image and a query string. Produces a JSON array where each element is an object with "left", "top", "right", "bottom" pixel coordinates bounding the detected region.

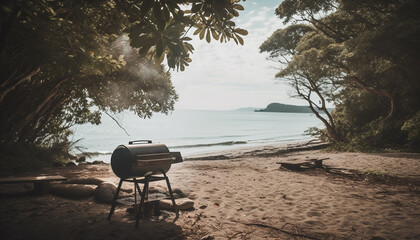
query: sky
[{"left": 170, "top": 0, "right": 309, "bottom": 111}]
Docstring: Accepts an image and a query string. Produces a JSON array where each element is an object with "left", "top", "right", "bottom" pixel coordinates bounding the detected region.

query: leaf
[
  {"left": 233, "top": 4, "right": 244, "bottom": 11},
  {"left": 154, "top": 4, "right": 165, "bottom": 30},
  {"left": 231, "top": 9, "right": 239, "bottom": 17},
  {"left": 191, "top": 3, "right": 202, "bottom": 13},
  {"left": 206, "top": 29, "right": 211, "bottom": 43},
  {"left": 163, "top": 5, "right": 170, "bottom": 21},
  {"left": 199, "top": 28, "right": 205, "bottom": 40},
  {"left": 155, "top": 52, "right": 165, "bottom": 66},
  {"left": 234, "top": 28, "right": 248, "bottom": 36},
  {"left": 140, "top": 0, "right": 154, "bottom": 17},
  {"left": 233, "top": 37, "right": 238, "bottom": 44},
  {"left": 211, "top": 29, "right": 219, "bottom": 40},
  {"left": 236, "top": 34, "right": 244, "bottom": 45},
  {"left": 167, "top": 55, "right": 176, "bottom": 68},
  {"left": 193, "top": 27, "right": 202, "bottom": 35},
  {"left": 156, "top": 38, "right": 164, "bottom": 57},
  {"left": 181, "top": 37, "right": 192, "bottom": 41}
]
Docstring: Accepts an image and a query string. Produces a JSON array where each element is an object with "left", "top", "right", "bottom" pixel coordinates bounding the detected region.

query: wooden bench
[
  {"left": 276, "top": 158, "right": 329, "bottom": 170},
  {"left": 0, "top": 175, "right": 67, "bottom": 194}
]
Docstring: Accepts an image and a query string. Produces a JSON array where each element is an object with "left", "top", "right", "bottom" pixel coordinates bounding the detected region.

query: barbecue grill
[{"left": 107, "top": 140, "right": 182, "bottom": 227}]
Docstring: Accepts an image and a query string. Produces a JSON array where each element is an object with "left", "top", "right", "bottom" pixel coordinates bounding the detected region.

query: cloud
[{"left": 171, "top": 0, "right": 305, "bottom": 110}]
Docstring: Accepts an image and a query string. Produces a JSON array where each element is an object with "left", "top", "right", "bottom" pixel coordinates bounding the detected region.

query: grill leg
[
  {"left": 108, "top": 178, "right": 123, "bottom": 221},
  {"left": 133, "top": 178, "right": 142, "bottom": 206},
  {"left": 135, "top": 176, "right": 150, "bottom": 228},
  {"left": 163, "top": 172, "right": 178, "bottom": 215}
]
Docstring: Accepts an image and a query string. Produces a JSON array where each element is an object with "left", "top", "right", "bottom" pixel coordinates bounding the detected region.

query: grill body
[{"left": 111, "top": 141, "right": 173, "bottom": 178}]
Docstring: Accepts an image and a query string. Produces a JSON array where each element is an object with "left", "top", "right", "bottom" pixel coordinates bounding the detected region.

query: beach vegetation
[
  {"left": 0, "top": 0, "right": 247, "bottom": 169},
  {"left": 261, "top": 0, "right": 420, "bottom": 151}
]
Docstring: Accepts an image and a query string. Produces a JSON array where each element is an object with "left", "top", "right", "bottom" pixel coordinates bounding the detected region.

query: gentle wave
[
  {"left": 169, "top": 141, "right": 248, "bottom": 149},
  {"left": 175, "top": 135, "right": 249, "bottom": 140},
  {"left": 83, "top": 151, "right": 112, "bottom": 156}
]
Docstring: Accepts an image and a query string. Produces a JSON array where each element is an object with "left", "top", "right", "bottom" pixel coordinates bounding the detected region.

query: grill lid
[{"left": 111, "top": 140, "right": 171, "bottom": 178}]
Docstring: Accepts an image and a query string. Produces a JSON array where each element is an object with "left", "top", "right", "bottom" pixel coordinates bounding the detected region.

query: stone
[
  {"left": 66, "top": 162, "right": 76, "bottom": 167},
  {"left": 50, "top": 184, "right": 96, "bottom": 198},
  {"left": 0, "top": 183, "right": 32, "bottom": 195},
  {"left": 91, "top": 160, "right": 104, "bottom": 165},
  {"left": 76, "top": 156, "right": 86, "bottom": 162},
  {"left": 159, "top": 198, "right": 194, "bottom": 211},
  {"left": 172, "top": 188, "right": 188, "bottom": 198},
  {"left": 65, "top": 178, "right": 104, "bottom": 185},
  {"left": 94, "top": 182, "right": 117, "bottom": 204}
]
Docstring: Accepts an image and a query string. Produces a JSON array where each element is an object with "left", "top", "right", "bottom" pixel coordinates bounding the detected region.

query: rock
[
  {"left": 65, "top": 178, "right": 104, "bottom": 185},
  {"left": 52, "top": 162, "right": 65, "bottom": 167},
  {"left": 0, "top": 183, "right": 33, "bottom": 195},
  {"left": 91, "top": 160, "right": 104, "bottom": 165},
  {"left": 159, "top": 198, "right": 194, "bottom": 211},
  {"left": 172, "top": 188, "right": 188, "bottom": 198},
  {"left": 76, "top": 156, "right": 86, "bottom": 162},
  {"left": 77, "top": 162, "right": 89, "bottom": 166},
  {"left": 66, "top": 162, "right": 76, "bottom": 167},
  {"left": 50, "top": 184, "right": 96, "bottom": 198},
  {"left": 94, "top": 182, "right": 117, "bottom": 204}
]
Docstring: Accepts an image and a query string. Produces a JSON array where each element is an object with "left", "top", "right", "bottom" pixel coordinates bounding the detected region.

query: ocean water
[{"left": 70, "top": 110, "right": 324, "bottom": 162}]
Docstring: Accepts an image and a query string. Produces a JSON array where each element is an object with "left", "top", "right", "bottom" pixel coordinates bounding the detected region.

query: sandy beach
[{"left": 0, "top": 144, "right": 419, "bottom": 240}]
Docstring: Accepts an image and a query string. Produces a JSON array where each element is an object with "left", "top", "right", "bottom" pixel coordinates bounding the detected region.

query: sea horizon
[{"left": 70, "top": 109, "right": 324, "bottom": 162}]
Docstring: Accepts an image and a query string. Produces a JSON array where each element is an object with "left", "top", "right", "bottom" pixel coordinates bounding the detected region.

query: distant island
[{"left": 255, "top": 103, "right": 332, "bottom": 113}]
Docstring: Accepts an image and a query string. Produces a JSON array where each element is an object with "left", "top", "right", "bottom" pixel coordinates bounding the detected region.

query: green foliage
[
  {"left": 305, "top": 127, "right": 330, "bottom": 142},
  {"left": 0, "top": 142, "right": 69, "bottom": 173},
  {"left": 263, "top": 0, "right": 420, "bottom": 151},
  {"left": 401, "top": 111, "right": 420, "bottom": 147},
  {"left": 0, "top": 0, "right": 248, "bottom": 167}
]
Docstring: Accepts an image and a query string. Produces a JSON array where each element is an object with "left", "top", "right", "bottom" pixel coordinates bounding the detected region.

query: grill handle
[{"left": 128, "top": 140, "right": 152, "bottom": 145}]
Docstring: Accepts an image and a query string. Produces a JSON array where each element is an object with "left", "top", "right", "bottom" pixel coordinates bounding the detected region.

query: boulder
[
  {"left": 159, "top": 198, "right": 194, "bottom": 211},
  {"left": 76, "top": 156, "right": 86, "bottom": 162},
  {"left": 50, "top": 184, "right": 96, "bottom": 198},
  {"left": 91, "top": 160, "right": 104, "bottom": 165},
  {"left": 172, "top": 188, "right": 188, "bottom": 198},
  {"left": 94, "top": 182, "right": 117, "bottom": 204},
  {"left": 65, "top": 178, "right": 104, "bottom": 185},
  {"left": 66, "top": 162, "right": 76, "bottom": 167}
]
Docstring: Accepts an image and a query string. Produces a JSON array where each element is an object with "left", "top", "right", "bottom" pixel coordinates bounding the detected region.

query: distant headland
[{"left": 255, "top": 103, "right": 332, "bottom": 113}]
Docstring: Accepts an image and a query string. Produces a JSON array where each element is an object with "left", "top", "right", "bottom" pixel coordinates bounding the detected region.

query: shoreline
[
  {"left": 83, "top": 139, "right": 329, "bottom": 163},
  {"left": 184, "top": 139, "right": 330, "bottom": 160}
]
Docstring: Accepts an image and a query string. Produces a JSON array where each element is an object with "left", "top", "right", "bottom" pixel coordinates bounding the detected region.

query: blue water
[{"left": 70, "top": 110, "right": 324, "bottom": 161}]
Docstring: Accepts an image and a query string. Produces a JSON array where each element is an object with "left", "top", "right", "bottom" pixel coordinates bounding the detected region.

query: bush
[{"left": 0, "top": 141, "right": 72, "bottom": 173}]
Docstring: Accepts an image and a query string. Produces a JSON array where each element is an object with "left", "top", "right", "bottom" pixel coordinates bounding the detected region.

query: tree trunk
[
  {"left": 16, "top": 76, "right": 70, "bottom": 141},
  {"left": 0, "top": 67, "right": 40, "bottom": 103}
]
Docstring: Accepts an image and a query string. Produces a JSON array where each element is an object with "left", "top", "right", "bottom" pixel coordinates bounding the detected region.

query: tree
[
  {"left": 261, "top": 25, "right": 342, "bottom": 142},
  {"left": 0, "top": 0, "right": 248, "bottom": 162},
  {"left": 262, "top": 0, "right": 420, "bottom": 150}
]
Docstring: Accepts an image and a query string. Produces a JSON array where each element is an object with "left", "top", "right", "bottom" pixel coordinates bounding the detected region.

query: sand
[{"left": 0, "top": 145, "right": 419, "bottom": 240}]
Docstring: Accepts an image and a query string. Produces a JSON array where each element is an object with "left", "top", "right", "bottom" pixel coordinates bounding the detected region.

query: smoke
[
  {"left": 104, "top": 34, "right": 175, "bottom": 114},
  {"left": 110, "top": 34, "right": 161, "bottom": 81}
]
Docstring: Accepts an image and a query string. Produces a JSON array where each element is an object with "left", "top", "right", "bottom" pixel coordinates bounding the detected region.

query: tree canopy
[
  {"left": 261, "top": 0, "right": 420, "bottom": 151},
  {"left": 0, "top": 0, "right": 248, "bottom": 165}
]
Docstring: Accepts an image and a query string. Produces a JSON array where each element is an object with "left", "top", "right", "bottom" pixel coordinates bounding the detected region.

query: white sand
[{"left": 0, "top": 146, "right": 419, "bottom": 239}]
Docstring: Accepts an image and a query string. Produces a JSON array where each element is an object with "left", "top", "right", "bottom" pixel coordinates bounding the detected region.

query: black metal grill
[
  {"left": 111, "top": 140, "right": 173, "bottom": 178},
  {"left": 107, "top": 140, "right": 182, "bottom": 227}
]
